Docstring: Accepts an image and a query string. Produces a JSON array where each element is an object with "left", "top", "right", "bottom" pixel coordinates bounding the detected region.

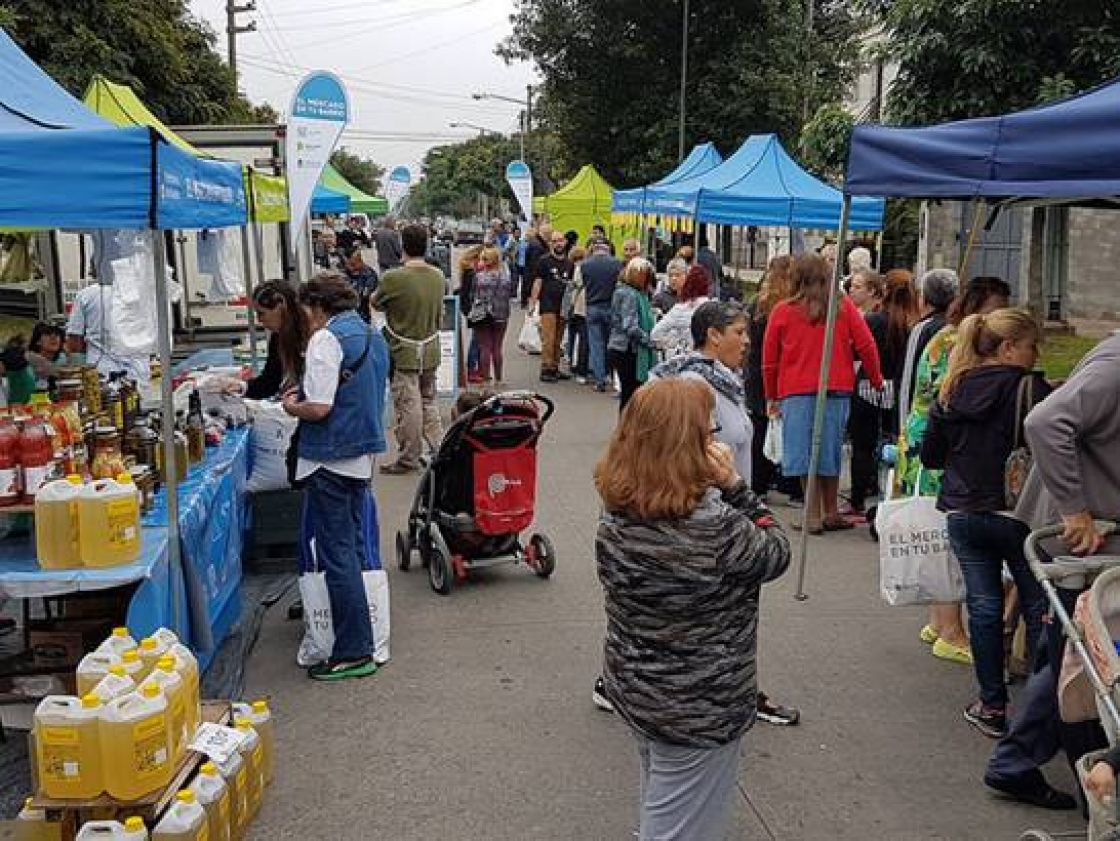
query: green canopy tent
[
  {"left": 319, "top": 163, "right": 389, "bottom": 215},
  {"left": 533, "top": 164, "right": 638, "bottom": 250}
]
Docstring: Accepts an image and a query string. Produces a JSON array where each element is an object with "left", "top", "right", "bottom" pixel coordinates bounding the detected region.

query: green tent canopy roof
[
  {"left": 320, "top": 164, "right": 389, "bottom": 215},
  {"left": 83, "top": 75, "right": 289, "bottom": 223},
  {"left": 534, "top": 164, "right": 637, "bottom": 248}
]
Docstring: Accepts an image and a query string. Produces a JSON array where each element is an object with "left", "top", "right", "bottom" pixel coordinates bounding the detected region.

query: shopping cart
[{"left": 1020, "top": 521, "right": 1120, "bottom": 841}]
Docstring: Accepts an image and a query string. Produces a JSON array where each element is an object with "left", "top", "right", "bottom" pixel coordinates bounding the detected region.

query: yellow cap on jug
[
  {"left": 112, "top": 627, "right": 131, "bottom": 638},
  {"left": 24, "top": 797, "right": 33, "bottom": 808},
  {"left": 141, "top": 683, "right": 161, "bottom": 699},
  {"left": 139, "top": 638, "right": 157, "bottom": 652},
  {"left": 122, "top": 649, "right": 140, "bottom": 663},
  {"left": 156, "top": 656, "right": 176, "bottom": 671},
  {"left": 252, "top": 700, "right": 269, "bottom": 713},
  {"left": 108, "top": 665, "right": 126, "bottom": 677},
  {"left": 117, "top": 473, "right": 134, "bottom": 484},
  {"left": 176, "top": 789, "right": 196, "bottom": 804},
  {"left": 67, "top": 474, "right": 83, "bottom": 484},
  {"left": 125, "top": 817, "right": 145, "bottom": 831},
  {"left": 201, "top": 761, "right": 219, "bottom": 775},
  {"left": 234, "top": 717, "right": 251, "bottom": 729},
  {"left": 81, "top": 694, "right": 100, "bottom": 709}
]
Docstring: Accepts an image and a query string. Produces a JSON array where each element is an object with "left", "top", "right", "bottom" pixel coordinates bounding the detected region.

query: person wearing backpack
[{"left": 921, "top": 308, "right": 1051, "bottom": 738}]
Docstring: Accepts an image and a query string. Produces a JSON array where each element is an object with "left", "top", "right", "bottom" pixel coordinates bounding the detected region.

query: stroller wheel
[
  {"left": 428, "top": 544, "right": 454, "bottom": 596},
  {"left": 396, "top": 530, "right": 412, "bottom": 572},
  {"left": 529, "top": 533, "right": 556, "bottom": 579}
]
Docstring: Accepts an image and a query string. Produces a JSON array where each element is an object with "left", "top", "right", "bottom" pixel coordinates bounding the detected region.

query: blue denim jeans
[
  {"left": 586, "top": 303, "right": 612, "bottom": 386},
  {"left": 948, "top": 512, "right": 1046, "bottom": 708},
  {"left": 305, "top": 468, "right": 374, "bottom": 662}
]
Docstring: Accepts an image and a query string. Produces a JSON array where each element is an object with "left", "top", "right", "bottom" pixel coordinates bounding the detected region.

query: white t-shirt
[
  {"left": 66, "top": 284, "right": 151, "bottom": 382},
  {"left": 295, "top": 321, "right": 375, "bottom": 482}
]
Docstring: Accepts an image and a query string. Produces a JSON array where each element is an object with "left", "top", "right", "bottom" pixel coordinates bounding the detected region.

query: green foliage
[
  {"left": 330, "top": 148, "right": 386, "bottom": 197},
  {"left": 798, "top": 102, "right": 855, "bottom": 183},
  {"left": 500, "top": 0, "right": 861, "bottom": 186},
  {"left": 873, "top": 0, "right": 1120, "bottom": 125},
  {"left": 0, "top": 0, "right": 275, "bottom": 125},
  {"left": 410, "top": 134, "right": 521, "bottom": 217}
]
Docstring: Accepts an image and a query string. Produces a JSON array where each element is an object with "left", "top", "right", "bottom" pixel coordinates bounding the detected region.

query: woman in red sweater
[{"left": 763, "top": 254, "right": 884, "bottom": 533}]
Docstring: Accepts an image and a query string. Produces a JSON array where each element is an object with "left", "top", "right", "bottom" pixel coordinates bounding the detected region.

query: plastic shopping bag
[
  {"left": 875, "top": 490, "right": 964, "bottom": 606},
  {"left": 244, "top": 399, "right": 297, "bottom": 493},
  {"left": 763, "top": 417, "right": 783, "bottom": 465},
  {"left": 296, "top": 487, "right": 391, "bottom": 666},
  {"left": 518, "top": 310, "right": 542, "bottom": 355}
]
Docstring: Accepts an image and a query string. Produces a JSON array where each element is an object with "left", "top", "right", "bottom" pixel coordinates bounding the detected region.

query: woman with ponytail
[{"left": 921, "top": 308, "right": 1051, "bottom": 739}]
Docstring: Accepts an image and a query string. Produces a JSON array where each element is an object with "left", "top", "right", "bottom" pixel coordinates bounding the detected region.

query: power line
[
  {"left": 275, "top": 0, "right": 481, "bottom": 51},
  {"left": 347, "top": 20, "right": 504, "bottom": 75}
]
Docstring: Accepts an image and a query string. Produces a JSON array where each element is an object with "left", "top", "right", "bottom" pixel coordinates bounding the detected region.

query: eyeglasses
[{"left": 710, "top": 423, "right": 722, "bottom": 436}]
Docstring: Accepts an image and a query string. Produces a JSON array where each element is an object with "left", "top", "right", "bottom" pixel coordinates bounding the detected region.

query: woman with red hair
[{"left": 650, "top": 263, "right": 712, "bottom": 360}]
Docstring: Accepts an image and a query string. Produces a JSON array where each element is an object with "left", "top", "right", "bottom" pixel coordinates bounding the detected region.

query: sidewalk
[{"left": 242, "top": 315, "right": 1084, "bottom": 840}]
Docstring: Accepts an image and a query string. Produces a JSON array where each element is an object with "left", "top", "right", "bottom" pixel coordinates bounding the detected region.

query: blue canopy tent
[
  {"left": 311, "top": 183, "right": 350, "bottom": 215},
  {"left": 790, "top": 78, "right": 1120, "bottom": 601},
  {"left": 612, "top": 142, "right": 724, "bottom": 216},
  {"left": 0, "top": 29, "right": 248, "bottom": 639},
  {"left": 646, "top": 134, "right": 885, "bottom": 230}
]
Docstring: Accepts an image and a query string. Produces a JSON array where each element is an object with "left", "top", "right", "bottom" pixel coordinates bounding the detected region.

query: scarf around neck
[{"left": 652, "top": 352, "right": 745, "bottom": 406}]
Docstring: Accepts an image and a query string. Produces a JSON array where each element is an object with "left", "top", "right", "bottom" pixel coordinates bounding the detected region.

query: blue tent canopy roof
[
  {"left": 846, "top": 76, "right": 1120, "bottom": 200},
  {"left": 311, "top": 183, "right": 350, "bottom": 215},
  {"left": 613, "top": 142, "right": 724, "bottom": 215},
  {"left": 647, "top": 134, "right": 885, "bottom": 230},
  {"left": 0, "top": 29, "right": 246, "bottom": 230}
]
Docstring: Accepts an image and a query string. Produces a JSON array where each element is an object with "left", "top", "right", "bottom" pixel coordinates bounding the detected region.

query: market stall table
[{"left": 0, "top": 427, "right": 250, "bottom": 671}]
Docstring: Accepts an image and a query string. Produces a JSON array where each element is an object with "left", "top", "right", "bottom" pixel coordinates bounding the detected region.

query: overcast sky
[{"left": 191, "top": 0, "right": 536, "bottom": 183}]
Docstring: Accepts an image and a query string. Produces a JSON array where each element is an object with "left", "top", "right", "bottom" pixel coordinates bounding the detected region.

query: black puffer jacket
[
  {"left": 596, "top": 483, "right": 790, "bottom": 747},
  {"left": 922, "top": 365, "right": 1051, "bottom": 512}
]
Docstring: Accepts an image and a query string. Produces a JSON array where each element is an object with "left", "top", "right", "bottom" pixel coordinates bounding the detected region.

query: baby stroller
[
  {"left": 1020, "top": 521, "right": 1120, "bottom": 841},
  {"left": 395, "top": 391, "right": 556, "bottom": 595}
]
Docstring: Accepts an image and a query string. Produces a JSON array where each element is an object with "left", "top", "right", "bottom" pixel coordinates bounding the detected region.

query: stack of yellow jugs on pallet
[{"left": 19, "top": 625, "right": 275, "bottom": 841}]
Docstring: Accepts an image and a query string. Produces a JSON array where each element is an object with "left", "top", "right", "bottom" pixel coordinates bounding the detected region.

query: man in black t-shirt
[{"left": 529, "top": 229, "right": 574, "bottom": 382}]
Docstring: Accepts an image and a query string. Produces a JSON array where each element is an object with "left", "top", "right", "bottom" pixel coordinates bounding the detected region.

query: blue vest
[{"left": 298, "top": 310, "right": 389, "bottom": 462}]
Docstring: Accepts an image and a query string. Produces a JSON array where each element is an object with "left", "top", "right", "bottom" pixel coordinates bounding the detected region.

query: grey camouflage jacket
[{"left": 596, "top": 482, "right": 790, "bottom": 747}]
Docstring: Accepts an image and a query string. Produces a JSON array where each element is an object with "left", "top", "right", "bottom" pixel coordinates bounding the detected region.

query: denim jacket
[{"left": 608, "top": 284, "right": 654, "bottom": 354}]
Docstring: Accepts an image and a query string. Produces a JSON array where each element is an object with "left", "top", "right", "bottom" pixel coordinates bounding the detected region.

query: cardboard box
[
  {"left": 59, "top": 590, "right": 131, "bottom": 621},
  {"left": 29, "top": 618, "right": 114, "bottom": 667}
]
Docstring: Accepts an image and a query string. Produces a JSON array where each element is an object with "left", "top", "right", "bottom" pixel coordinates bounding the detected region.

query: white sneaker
[{"left": 576, "top": 376, "right": 587, "bottom": 385}]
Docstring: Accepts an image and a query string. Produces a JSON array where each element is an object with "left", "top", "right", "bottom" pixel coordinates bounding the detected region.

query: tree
[
  {"left": 330, "top": 148, "right": 386, "bottom": 197},
  {"left": 410, "top": 133, "right": 523, "bottom": 217},
  {"left": 500, "top": 0, "right": 861, "bottom": 187},
  {"left": 0, "top": 0, "right": 276, "bottom": 125},
  {"left": 872, "top": 0, "right": 1120, "bottom": 125},
  {"left": 798, "top": 103, "right": 855, "bottom": 184}
]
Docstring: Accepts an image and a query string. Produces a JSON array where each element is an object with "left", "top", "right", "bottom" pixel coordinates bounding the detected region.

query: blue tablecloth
[{"left": 0, "top": 428, "right": 251, "bottom": 670}]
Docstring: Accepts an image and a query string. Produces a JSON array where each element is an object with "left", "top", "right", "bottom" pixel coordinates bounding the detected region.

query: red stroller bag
[{"left": 472, "top": 443, "right": 537, "bottom": 536}]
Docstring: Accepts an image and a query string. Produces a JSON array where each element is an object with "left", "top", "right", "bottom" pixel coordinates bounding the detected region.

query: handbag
[
  {"left": 466, "top": 296, "right": 494, "bottom": 327},
  {"left": 875, "top": 472, "right": 965, "bottom": 606},
  {"left": 1004, "top": 375, "right": 1035, "bottom": 509}
]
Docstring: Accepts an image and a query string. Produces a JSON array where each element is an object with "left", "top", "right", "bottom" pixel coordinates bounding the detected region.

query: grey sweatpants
[{"left": 635, "top": 734, "right": 743, "bottom": 841}]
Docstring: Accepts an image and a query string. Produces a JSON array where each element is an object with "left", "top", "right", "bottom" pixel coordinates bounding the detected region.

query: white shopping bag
[
  {"left": 875, "top": 487, "right": 964, "bottom": 606},
  {"left": 518, "top": 310, "right": 542, "bottom": 355},
  {"left": 763, "top": 417, "right": 783, "bottom": 465},
  {"left": 297, "top": 566, "right": 391, "bottom": 667}
]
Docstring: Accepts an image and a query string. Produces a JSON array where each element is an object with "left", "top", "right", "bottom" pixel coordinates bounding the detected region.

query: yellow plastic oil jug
[
  {"left": 75, "top": 817, "right": 148, "bottom": 841},
  {"left": 214, "top": 750, "right": 247, "bottom": 841},
  {"left": 33, "top": 694, "right": 103, "bottom": 799},
  {"left": 78, "top": 476, "right": 141, "bottom": 568},
  {"left": 169, "top": 644, "right": 201, "bottom": 740},
  {"left": 101, "top": 684, "right": 174, "bottom": 801},
  {"left": 15, "top": 796, "right": 62, "bottom": 841},
  {"left": 232, "top": 701, "right": 273, "bottom": 785},
  {"left": 98, "top": 627, "right": 137, "bottom": 657},
  {"left": 137, "top": 636, "right": 169, "bottom": 678},
  {"left": 118, "top": 648, "right": 145, "bottom": 682},
  {"left": 139, "top": 658, "right": 187, "bottom": 760},
  {"left": 232, "top": 719, "right": 263, "bottom": 822},
  {"left": 35, "top": 476, "right": 83, "bottom": 569},
  {"left": 152, "top": 789, "right": 207, "bottom": 841},
  {"left": 89, "top": 665, "right": 136, "bottom": 704},
  {"left": 75, "top": 651, "right": 122, "bottom": 697},
  {"left": 189, "top": 762, "right": 231, "bottom": 841}
]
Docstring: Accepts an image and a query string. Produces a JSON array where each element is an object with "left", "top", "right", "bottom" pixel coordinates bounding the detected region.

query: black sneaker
[
  {"left": 964, "top": 700, "right": 1008, "bottom": 738},
  {"left": 555, "top": 370, "right": 573, "bottom": 380},
  {"left": 539, "top": 372, "right": 558, "bottom": 383},
  {"left": 984, "top": 769, "right": 1077, "bottom": 811},
  {"left": 756, "top": 692, "right": 801, "bottom": 726},
  {"left": 592, "top": 676, "right": 615, "bottom": 713},
  {"left": 308, "top": 656, "right": 377, "bottom": 682}
]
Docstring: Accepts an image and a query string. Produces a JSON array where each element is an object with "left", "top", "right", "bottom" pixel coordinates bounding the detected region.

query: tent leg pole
[
  {"left": 794, "top": 197, "right": 852, "bottom": 602},
  {"left": 731, "top": 226, "right": 743, "bottom": 297},
  {"left": 152, "top": 232, "right": 183, "bottom": 632},
  {"left": 239, "top": 225, "right": 259, "bottom": 371},
  {"left": 874, "top": 231, "right": 884, "bottom": 271}
]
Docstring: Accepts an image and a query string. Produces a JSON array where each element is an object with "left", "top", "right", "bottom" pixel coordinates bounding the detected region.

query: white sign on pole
[
  {"left": 286, "top": 71, "right": 349, "bottom": 249},
  {"left": 385, "top": 166, "right": 412, "bottom": 211},
  {"left": 505, "top": 160, "right": 533, "bottom": 222}
]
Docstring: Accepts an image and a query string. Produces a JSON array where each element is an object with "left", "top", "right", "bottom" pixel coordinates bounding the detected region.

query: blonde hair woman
[
  {"left": 595, "top": 377, "right": 789, "bottom": 841},
  {"left": 921, "top": 309, "right": 1050, "bottom": 738},
  {"left": 468, "top": 245, "right": 516, "bottom": 384}
]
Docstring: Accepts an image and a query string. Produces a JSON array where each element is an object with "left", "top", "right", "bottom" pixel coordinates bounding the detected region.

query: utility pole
[
  {"left": 226, "top": 0, "right": 258, "bottom": 87},
  {"left": 678, "top": 0, "right": 690, "bottom": 162}
]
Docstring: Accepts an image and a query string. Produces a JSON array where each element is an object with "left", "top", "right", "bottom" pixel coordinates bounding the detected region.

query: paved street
[{"left": 243, "top": 313, "right": 1083, "bottom": 841}]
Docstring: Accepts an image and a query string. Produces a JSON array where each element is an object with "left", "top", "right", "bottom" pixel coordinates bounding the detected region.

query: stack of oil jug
[
  {"left": 24, "top": 625, "right": 275, "bottom": 841},
  {"left": 35, "top": 473, "right": 141, "bottom": 570}
]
